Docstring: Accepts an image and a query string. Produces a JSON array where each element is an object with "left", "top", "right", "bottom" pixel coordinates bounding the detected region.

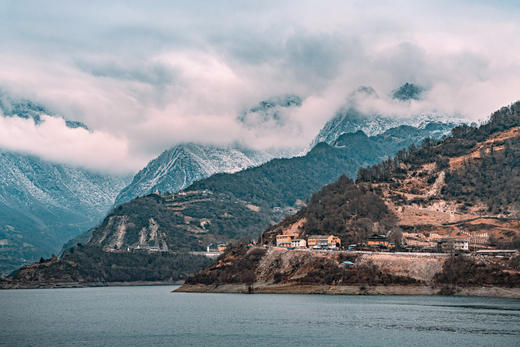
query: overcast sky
[{"left": 1, "top": 0, "right": 519, "bottom": 174}]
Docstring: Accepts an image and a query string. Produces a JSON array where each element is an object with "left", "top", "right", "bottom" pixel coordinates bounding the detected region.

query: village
[
  {"left": 204, "top": 231, "right": 517, "bottom": 257},
  {"left": 273, "top": 232, "right": 478, "bottom": 253}
]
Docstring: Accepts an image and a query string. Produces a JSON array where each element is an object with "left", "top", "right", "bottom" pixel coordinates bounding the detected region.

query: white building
[{"left": 291, "top": 239, "right": 307, "bottom": 248}]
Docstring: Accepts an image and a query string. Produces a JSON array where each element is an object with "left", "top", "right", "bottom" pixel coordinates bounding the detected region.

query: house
[
  {"left": 291, "top": 239, "right": 307, "bottom": 248},
  {"left": 276, "top": 234, "right": 293, "bottom": 247},
  {"left": 437, "top": 238, "right": 469, "bottom": 252},
  {"left": 367, "top": 234, "right": 392, "bottom": 248},
  {"left": 307, "top": 235, "right": 341, "bottom": 249}
]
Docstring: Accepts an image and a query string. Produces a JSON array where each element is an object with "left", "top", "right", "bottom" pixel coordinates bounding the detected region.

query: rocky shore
[{"left": 175, "top": 283, "right": 520, "bottom": 298}]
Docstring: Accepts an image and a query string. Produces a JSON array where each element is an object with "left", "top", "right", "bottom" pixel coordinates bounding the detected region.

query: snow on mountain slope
[
  {"left": 114, "top": 95, "right": 305, "bottom": 206},
  {"left": 312, "top": 84, "right": 464, "bottom": 146},
  {"left": 114, "top": 143, "right": 272, "bottom": 206},
  {"left": 0, "top": 151, "right": 130, "bottom": 277},
  {"left": 0, "top": 93, "right": 129, "bottom": 276}
]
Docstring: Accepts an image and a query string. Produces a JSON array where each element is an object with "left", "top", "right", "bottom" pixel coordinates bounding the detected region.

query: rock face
[
  {"left": 114, "top": 144, "right": 272, "bottom": 206},
  {"left": 0, "top": 94, "right": 129, "bottom": 276}
]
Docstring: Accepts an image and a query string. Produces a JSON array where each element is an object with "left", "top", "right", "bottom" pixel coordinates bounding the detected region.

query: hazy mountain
[
  {"left": 312, "top": 83, "right": 460, "bottom": 147},
  {"left": 0, "top": 95, "right": 129, "bottom": 276},
  {"left": 114, "top": 95, "right": 306, "bottom": 206},
  {"left": 238, "top": 94, "right": 302, "bottom": 128},
  {"left": 0, "top": 90, "right": 88, "bottom": 129},
  {"left": 392, "top": 82, "right": 424, "bottom": 101}
]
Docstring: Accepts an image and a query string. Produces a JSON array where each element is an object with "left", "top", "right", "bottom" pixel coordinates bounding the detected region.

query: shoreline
[
  {"left": 0, "top": 280, "right": 183, "bottom": 290},
  {"left": 175, "top": 283, "right": 520, "bottom": 299}
]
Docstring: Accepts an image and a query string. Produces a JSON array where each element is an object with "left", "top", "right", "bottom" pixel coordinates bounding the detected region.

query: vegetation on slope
[
  {"left": 434, "top": 255, "right": 520, "bottom": 290},
  {"left": 2, "top": 245, "right": 212, "bottom": 286},
  {"left": 263, "top": 175, "right": 397, "bottom": 245}
]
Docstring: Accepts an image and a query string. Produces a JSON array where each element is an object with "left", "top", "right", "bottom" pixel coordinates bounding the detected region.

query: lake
[{"left": 1, "top": 285, "right": 519, "bottom": 346}]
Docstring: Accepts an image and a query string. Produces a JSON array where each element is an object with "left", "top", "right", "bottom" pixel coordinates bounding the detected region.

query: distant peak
[
  {"left": 248, "top": 94, "right": 303, "bottom": 113},
  {"left": 238, "top": 94, "right": 302, "bottom": 128},
  {"left": 0, "top": 90, "right": 89, "bottom": 130},
  {"left": 392, "top": 83, "right": 423, "bottom": 101},
  {"left": 353, "top": 86, "right": 378, "bottom": 97}
]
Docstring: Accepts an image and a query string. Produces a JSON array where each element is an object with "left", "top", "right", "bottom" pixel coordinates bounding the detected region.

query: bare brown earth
[
  {"left": 449, "top": 126, "right": 520, "bottom": 169},
  {"left": 369, "top": 127, "right": 520, "bottom": 250}
]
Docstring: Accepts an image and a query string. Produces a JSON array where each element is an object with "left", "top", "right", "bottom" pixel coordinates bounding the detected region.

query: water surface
[{"left": 1, "top": 286, "right": 519, "bottom": 346}]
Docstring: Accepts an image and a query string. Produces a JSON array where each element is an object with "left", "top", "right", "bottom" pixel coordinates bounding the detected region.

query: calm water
[{"left": 1, "top": 286, "right": 520, "bottom": 346}]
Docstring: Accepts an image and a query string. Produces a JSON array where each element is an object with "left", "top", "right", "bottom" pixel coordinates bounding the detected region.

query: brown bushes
[
  {"left": 434, "top": 255, "right": 520, "bottom": 287},
  {"left": 298, "top": 258, "right": 417, "bottom": 286}
]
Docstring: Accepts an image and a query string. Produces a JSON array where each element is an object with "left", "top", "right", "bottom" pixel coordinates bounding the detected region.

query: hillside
[
  {"left": 93, "top": 121, "right": 453, "bottom": 255},
  {"left": 0, "top": 122, "right": 453, "bottom": 286},
  {"left": 179, "top": 101, "right": 520, "bottom": 296}
]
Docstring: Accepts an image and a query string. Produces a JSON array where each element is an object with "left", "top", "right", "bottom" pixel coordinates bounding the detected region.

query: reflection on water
[{"left": 1, "top": 286, "right": 519, "bottom": 346}]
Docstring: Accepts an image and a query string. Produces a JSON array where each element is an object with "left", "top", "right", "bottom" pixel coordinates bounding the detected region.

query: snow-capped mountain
[
  {"left": 0, "top": 94, "right": 130, "bottom": 276},
  {"left": 114, "top": 95, "right": 305, "bottom": 206},
  {"left": 312, "top": 83, "right": 464, "bottom": 146},
  {"left": 114, "top": 143, "right": 273, "bottom": 206},
  {"left": 0, "top": 151, "right": 130, "bottom": 277}
]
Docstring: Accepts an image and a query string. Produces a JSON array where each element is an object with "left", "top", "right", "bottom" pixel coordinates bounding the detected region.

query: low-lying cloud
[
  {"left": 0, "top": 114, "right": 146, "bottom": 174},
  {"left": 1, "top": 0, "right": 519, "bottom": 174}
]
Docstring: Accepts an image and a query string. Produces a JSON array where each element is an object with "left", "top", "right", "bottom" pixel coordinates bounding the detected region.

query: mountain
[
  {"left": 103, "top": 122, "right": 454, "bottom": 254},
  {"left": 238, "top": 94, "right": 302, "bottom": 128},
  {"left": 114, "top": 144, "right": 272, "bottom": 206},
  {"left": 179, "top": 101, "right": 520, "bottom": 296},
  {"left": 312, "top": 83, "right": 460, "bottom": 147},
  {"left": 0, "top": 91, "right": 88, "bottom": 129},
  {"left": 392, "top": 82, "right": 424, "bottom": 101},
  {"left": 0, "top": 121, "right": 457, "bottom": 286},
  {"left": 113, "top": 95, "right": 306, "bottom": 206},
  {"left": 0, "top": 95, "right": 130, "bottom": 276}
]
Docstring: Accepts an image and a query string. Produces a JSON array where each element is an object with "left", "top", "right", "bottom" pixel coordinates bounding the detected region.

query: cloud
[
  {"left": 0, "top": 114, "right": 145, "bottom": 175},
  {"left": 0, "top": 0, "right": 519, "bottom": 173}
]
